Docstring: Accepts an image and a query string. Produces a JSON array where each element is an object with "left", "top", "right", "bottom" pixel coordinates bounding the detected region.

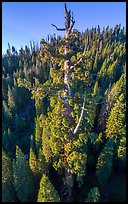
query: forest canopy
[{"left": 2, "top": 4, "right": 126, "bottom": 202}]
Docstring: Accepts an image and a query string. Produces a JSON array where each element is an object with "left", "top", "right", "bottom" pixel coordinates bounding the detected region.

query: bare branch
[
  {"left": 70, "top": 55, "right": 84, "bottom": 71},
  {"left": 83, "top": 41, "right": 87, "bottom": 55},
  {"left": 70, "top": 12, "right": 75, "bottom": 30},
  {"left": 68, "top": 20, "right": 75, "bottom": 33},
  {"left": 73, "top": 92, "right": 86, "bottom": 134},
  {"left": 71, "top": 12, "right": 74, "bottom": 22},
  {"left": 74, "top": 55, "right": 84, "bottom": 66},
  {"left": 51, "top": 24, "right": 66, "bottom": 31},
  {"left": 64, "top": 3, "right": 68, "bottom": 14}
]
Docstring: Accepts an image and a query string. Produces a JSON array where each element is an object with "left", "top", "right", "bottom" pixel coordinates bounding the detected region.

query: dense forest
[{"left": 2, "top": 4, "right": 126, "bottom": 202}]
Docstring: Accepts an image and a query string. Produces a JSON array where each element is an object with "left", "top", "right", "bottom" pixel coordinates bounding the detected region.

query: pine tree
[
  {"left": 93, "top": 81, "right": 99, "bottom": 96},
  {"left": 7, "top": 85, "right": 16, "bottom": 112},
  {"left": 105, "top": 72, "right": 126, "bottom": 113},
  {"left": 29, "top": 147, "right": 38, "bottom": 177},
  {"left": 2, "top": 149, "right": 16, "bottom": 202},
  {"left": 3, "top": 100, "right": 12, "bottom": 119},
  {"left": 34, "top": 113, "right": 47, "bottom": 152},
  {"left": 13, "top": 146, "right": 36, "bottom": 202},
  {"left": 37, "top": 148, "right": 49, "bottom": 177},
  {"left": 92, "top": 56, "right": 98, "bottom": 72},
  {"left": 42, "top": 116, "right": 52, "bottom": 162},
  {"left": 106, "top": 58, "right": 119, "bottom": 85},
  {"left": 106, "top": 93, "right": 126, "bottom": 142},
  {"left": 37, "top": 174, "right": 60, "bottom": 202},
  {"left": 2, "top": 128, "right": 15, "bottom": 154},
  {"left": 96, "top": 138, "right": 114, "bottom": 185},
  {"left": 35, "top": 116, "right": 43, "bottom": 152}
]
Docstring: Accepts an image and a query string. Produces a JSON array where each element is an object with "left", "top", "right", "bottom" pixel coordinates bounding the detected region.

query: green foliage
[
  {"left": 37, "top": 148, "right": 49, "bottom": 177},
  {"left": 118, "top": 136, "right": 126, "bottom": 165},
  {"left": 96, "top": 138, "right": 114, "bottom": 185},
  {"left": 29, "top": 147, "right": 49, "bottom": 184},
  {"left": 37, "top": 174, "right": 60, "bottom": 202},
  {"left": 88, "top": 132, "right": 99, "bottom": 145},
  {"left": 67, "top": 151, "right": 87, "bottom": 182},
  {"left": 93, "top": 81, "right": 99, "bottom": 96},
  {"left": 96, "top": 132, "right": 103, "bottom": 143},
  {"left": 3, "top": 100, "right": 12, "bottom": 119},
  {"left": 13, "top": 146, "right": 36, "bottom": 202},
  {"left": 2, "top": 22, "right": 126, "bottom": 202},
  {"left": 2, "top": 149, "right": 16, "bottom": 202},
  {"left": 42, "top": 117, "right": 53, "bottom": 162},
  {"left": 35, "top": 116, "right": 43, "bottom": 152},
  {"left": 86, "top": 187, "right": 100, "bottom": 202},
  {"left": 105, "top": 72, "right": 126, "bottom": 113},
  {"left": 106, "top": 93, "right": 126, "bottom": 142},
  {"left": 2, "top": 149, "right": 13, "bottom": 185},
  {"left": 7, "top": 85, "right": 16, "bottom": 112},
  {"left": 29, "top": 147, "right": 38, "bottom": 176}
]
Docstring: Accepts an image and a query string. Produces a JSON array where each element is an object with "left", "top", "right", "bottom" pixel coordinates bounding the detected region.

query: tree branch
[
  {"left": 64, "top": 3, "right": 68, "bottom": 14},
  {"left": 68, "top": 20, "right": 75, "bottom": 33},
  {"left": 68, "top": 12, "right": 75, "bottom": 33},
  {"left": 70, "top": 56, "right": 84, "bottom": 71},
  {"left": 51, "top": 24, "right": 66, "bottom": 31},
  {"left": 73, "top": 92, "right": 86, "bottom": 134},
  {"left": 83, "top": 40, "right": 87, "bottom": 55}
]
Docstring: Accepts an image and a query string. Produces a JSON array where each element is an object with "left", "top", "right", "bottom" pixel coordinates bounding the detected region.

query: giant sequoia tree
[
  {"left": 51, "top": 4, "right": 87, "bottom": 200},
  {"left": 18, "top": 4, "right": 88, "bottom": 201}
]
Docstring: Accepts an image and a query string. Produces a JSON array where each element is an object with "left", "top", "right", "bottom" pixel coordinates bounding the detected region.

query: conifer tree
[
  {"left": 35, "top": 116, "right": 43, "bottom": 152},
  {"left": 106, "top": 93, "right": 126, "bottom": 142},
  {"left": 7, "top": 85, "right": 16, "bottom": 112},
  {"left": 37, "top": 174, "right": 60, "bottom": 202},
  {"left": 2, "top": 149, "right": 17, "bottom": 202},
  {"left": 93, "top": 81, "right": 99, "bottom": 96},
  {"left": 96, "top": 138, "right": 114, "bottom": 185},
  {"left": 29, "top": 147, "right": 38, "bottom": 177},
  {"left": 106, "top": 58, "right": 119, "bottom": 85},
  {"left": 13, "top": 146, "right": 36, "bottom": 202},
  {"left": 105, "top": 72, "right": 126, "bottom": 113},
  {"left": 37, "top": 148, "right": 49, "bottom": 178},
  {"left": 8, "top": 3, "right": 126, "bottom": 202},
  {"left": 3, "top": 100, "right": 12, "bottom": 119}
]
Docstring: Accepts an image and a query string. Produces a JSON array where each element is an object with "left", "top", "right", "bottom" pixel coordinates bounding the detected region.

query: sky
[{"left": 2, "top": 2, "right": 126, "bottom": 54}]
